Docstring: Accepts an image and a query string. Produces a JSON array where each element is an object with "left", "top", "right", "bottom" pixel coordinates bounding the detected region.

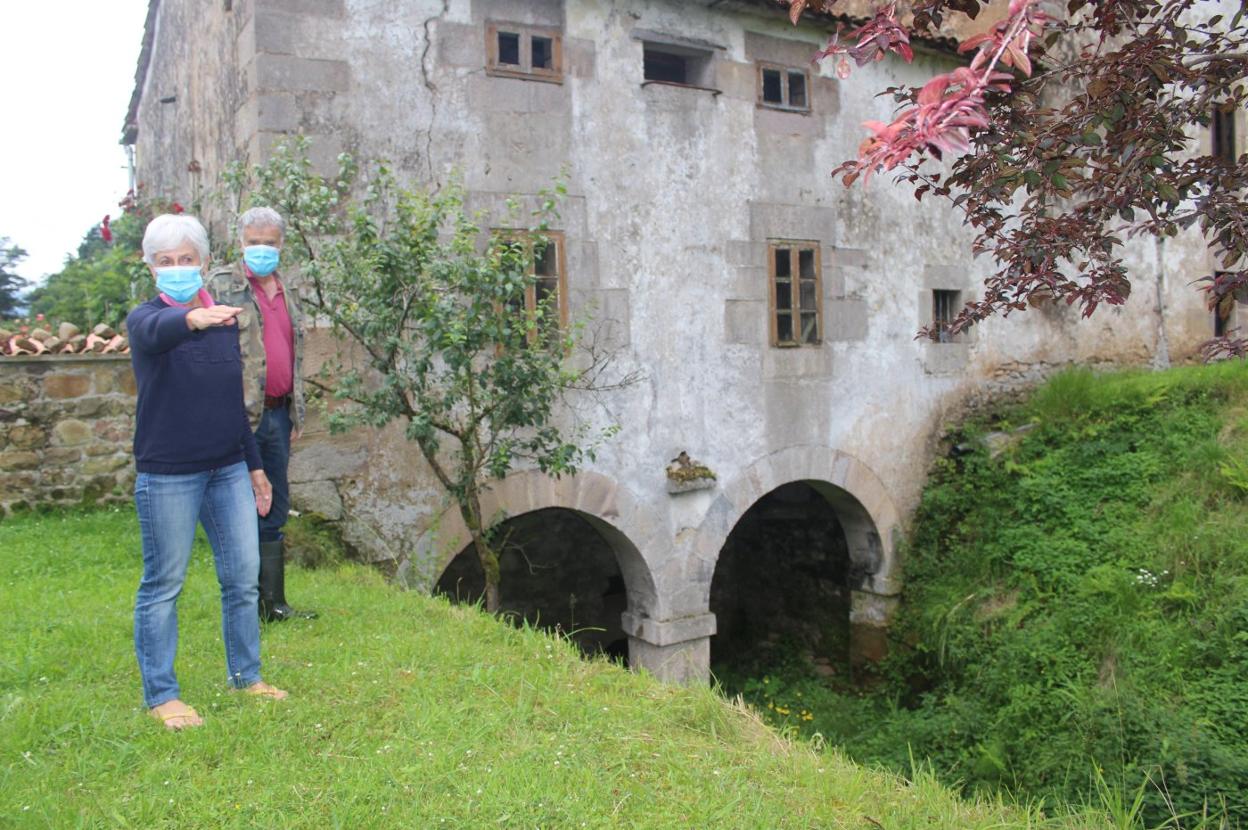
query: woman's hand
[
  {"left": 186, "top": 306, "right": 242, "bottom": 330},
  {"left": 251, "top": 470, "right": 273, "bottom": 517}
]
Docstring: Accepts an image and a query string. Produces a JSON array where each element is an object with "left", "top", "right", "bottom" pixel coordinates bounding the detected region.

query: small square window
[
  {"left": 932, "top": 289, "right": 962, "bottom": 343},
  {"left": 532, "top": 36, "right": 554, "bottom": 70},
  {"left": 497, "top": 31, "right": 521, "bottom": 65},
  {"left": 487, "top": 23, "right": 563, "bottom": 82},
  {"left": 641, "top": 41, "right": 714, "bottom": 88},
  {"left": 770, "top": 241, "right": 821, "bottom": 347},
  {"left": 761, "top": 68, "right": 783, "bottom": 104},
  {"left": 757, "top": 63, "right": 812, "bottom": 112}
]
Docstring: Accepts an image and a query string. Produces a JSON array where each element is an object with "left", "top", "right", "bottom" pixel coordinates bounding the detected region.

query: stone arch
[
  {"left": 694, "top": 445, "right": 902, "bottom": 663},
  {"left": 408, "top": 470, "right": 660, "bottom": 624}
]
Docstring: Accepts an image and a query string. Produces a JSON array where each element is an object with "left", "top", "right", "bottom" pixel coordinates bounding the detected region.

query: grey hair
[
  {"left": 238, "top": 206, "right": 286, "bottom": 241},
  {"left": 141, "top": 214, "right": 211, "bottom": 265}
]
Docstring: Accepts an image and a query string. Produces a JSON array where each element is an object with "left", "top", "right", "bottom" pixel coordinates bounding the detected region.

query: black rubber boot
[{"left": 258, "top": 539, "right": 318, "bottom": 622}]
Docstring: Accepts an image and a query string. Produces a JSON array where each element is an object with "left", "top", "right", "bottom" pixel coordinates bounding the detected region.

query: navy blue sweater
[{"left": 127, "top": 298, "right": 262, "bottom": 475}]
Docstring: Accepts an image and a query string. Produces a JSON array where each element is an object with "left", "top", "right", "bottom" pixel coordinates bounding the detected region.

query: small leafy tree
[
  {"left": 783, "top": 0, "right": 1247, "bottom": 351},
  {"left": 231, "top": 140, "right": 634, "bottom": 611},
  {"left": 0, "top": 237, "right": 28, "bottom": 319},
  {"left": 27, "top": 190, "right": 185, "bottom": 329}
]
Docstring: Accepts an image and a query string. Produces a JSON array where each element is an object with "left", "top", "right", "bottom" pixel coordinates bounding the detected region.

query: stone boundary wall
[{"left": 0, "top": 356, "right": 137, "bottom": 517}]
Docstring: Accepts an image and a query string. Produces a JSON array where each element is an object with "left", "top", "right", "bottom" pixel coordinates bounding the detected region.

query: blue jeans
[
  {"left": 255, "top": 405, "right": 291, "bottom": 544},
  {"left": 133, "top": 461, "right": 262, "bottom": 708}
]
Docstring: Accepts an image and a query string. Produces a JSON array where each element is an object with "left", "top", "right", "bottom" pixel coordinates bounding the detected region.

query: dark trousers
[{"left": 254, "top": 404, "right": 292, "bottom": 543}]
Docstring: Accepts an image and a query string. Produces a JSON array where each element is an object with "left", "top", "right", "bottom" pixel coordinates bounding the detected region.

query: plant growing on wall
[
  {"left": 785, "top": 0, "right": 1248, "bottom": 352},
  {"left": 229, "top": 139, "right": 635, "bottom": 612}
]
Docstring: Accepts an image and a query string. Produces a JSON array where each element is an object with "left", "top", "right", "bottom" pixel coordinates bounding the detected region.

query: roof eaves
[{"left": 121, "top": 0, "right": 161, "bottom": 146}]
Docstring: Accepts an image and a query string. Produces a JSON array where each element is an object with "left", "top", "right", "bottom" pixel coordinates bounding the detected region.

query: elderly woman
[{"left": 127, "top": 213, "right": 288, "bottom": 730}]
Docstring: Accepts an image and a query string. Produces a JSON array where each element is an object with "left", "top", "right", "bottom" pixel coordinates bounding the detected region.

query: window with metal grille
[
  {"left": 486, "top": 23, "right": 563, "bottom": 82},
  {"left": 769, "top": 241, "right": 821, "bottom": 346},
  {"left": 758, "top": 63, "right": 810, "bottom": 112},
  {"left": 932, "top": 289, "right": 962, "bottom": 343}
]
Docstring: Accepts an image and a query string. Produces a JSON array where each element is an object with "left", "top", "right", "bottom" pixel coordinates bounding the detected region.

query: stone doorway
[
  {"left": 709, "top": 481, "right": 854, "bottom": 678},
  {"left": 435, "top": 507, "right": 629, "bottom": 661}
]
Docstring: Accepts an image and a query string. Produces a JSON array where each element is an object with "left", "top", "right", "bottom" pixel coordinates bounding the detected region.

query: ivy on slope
[{"left": 875, "top": 363, "right": 1248, "bottom": 823}]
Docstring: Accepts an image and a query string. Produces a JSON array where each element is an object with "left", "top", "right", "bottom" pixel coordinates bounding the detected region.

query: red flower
[
  {"left": 170, "top": 202, "right": 185, "bottom": 214},
  {"left": 100, "top": 215, "right": 113, "bottom": 243}
]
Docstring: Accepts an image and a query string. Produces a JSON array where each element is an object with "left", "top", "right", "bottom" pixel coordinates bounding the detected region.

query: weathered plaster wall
[
  {"left": 133, "top": 0, "right": 255, "bottom": 241},
  {"left": 129, "top": 0, "right": 1230, "bottom": 682}
]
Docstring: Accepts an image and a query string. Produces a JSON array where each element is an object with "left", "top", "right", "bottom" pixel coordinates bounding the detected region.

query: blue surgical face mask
[
  {"left": 155, "top": 266, "right": 203, "bottom": 303},
  {"left": 243, "top": 244, "right": 281, "bottom": 276}
]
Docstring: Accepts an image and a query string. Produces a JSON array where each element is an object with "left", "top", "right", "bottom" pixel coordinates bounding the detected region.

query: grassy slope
[
  {"left": 0, "top": 508, "right": 1104, "bottom": 829},
  {"left": 729, "top": 362, "right": 1248, "bottom": 828}
]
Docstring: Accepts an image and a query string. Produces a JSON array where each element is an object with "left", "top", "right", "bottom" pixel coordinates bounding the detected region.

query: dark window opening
[
  {"left": 644, "top": 49, "right": 688, "bottom": 84},
  {"left": 788, "top": 71, "right": 807, "bottom": 108},
  {"left": 532, "top": 35, "right": 553, "bottom": 70},
  {"left": 762, "top": 68, "right": 783, "bottom": 103},
  {"left": 497, "top": 31, "right": 521, "bottom": 65},
  {"left": 933, "top": 289, "right": 962, "bottom": 343},
  {"left": 1213, "top": 107, "right": 1236, "bottom": 164}
]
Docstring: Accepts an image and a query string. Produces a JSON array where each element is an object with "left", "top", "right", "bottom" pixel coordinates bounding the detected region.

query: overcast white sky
[{"left": 0, "top": 1, "right": 150, "bottom": 286}]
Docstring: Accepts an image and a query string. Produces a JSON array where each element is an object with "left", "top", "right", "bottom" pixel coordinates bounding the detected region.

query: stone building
[{"left": 122, "top": 0, "right": 1233, "bottom": 682}]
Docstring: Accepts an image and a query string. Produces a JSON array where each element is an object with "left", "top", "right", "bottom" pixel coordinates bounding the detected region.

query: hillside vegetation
[
  {"left": 0, "top": 508, "right": 1110, "bottom": 829},
  {"left": 728, "top": 362, "right": 1248, "bottom": 828}
]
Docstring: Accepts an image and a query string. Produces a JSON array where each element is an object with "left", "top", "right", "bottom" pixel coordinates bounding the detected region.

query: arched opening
[
  {"left": 435, "top": 507, "right": 629, "bottom": 661},
  {"left": 709, "top": 480, "right": 856, "bottom": 679}
]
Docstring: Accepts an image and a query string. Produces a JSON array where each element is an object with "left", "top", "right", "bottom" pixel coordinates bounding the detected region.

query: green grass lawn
[{"left": 0, "top": 507, "right": 1108, "bottom": 829}]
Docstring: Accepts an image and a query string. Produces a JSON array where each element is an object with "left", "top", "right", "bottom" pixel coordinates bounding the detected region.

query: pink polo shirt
[{"left": 247, "top": 274, "right": 294, "bottom": 398}]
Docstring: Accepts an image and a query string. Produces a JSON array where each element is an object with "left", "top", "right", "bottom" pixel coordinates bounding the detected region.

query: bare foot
[
  {"left": 241, "top": 681, "right": 288, "bottom": 700},
  {"left": 149, "top": 699, "right": 203, "bottom": 731}
]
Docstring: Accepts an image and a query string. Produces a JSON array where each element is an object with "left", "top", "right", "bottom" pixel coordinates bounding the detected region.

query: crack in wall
[{"left": 419, "top": 0, "right": 450, "bottom": 186}]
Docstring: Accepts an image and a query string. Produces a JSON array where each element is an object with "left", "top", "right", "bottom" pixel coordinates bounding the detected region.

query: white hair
[
  {"left": 141, "top": 214, "right": 210, "bottom": 265},
  {"left": 238, "top": 206, "right": 286, "bottom": 241}
]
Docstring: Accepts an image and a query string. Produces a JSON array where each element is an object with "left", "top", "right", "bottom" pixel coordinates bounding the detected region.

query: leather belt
[{"left": 263, "top": 394, "right": 290, "bottom": 409}]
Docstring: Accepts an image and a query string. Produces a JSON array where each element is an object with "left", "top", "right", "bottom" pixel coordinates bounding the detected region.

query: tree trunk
[{"left": 462, "top": 497, "right": 501, "bottom": 614}]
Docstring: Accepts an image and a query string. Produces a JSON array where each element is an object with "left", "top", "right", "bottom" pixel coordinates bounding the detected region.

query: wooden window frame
[
  {"left": 756, "top": 62, "right": 812, "bottom": 113},
  {"left": 493, "top": 229, "right": 568, "bottom": 346},
  {"left": 768, "top": 240, "right": 822, "bottom": 347},
  {"left": 485, "top": 22, "right": 564, "bottom": 84},
  {"left": 932, "top": 289, "right": 963, "bottom": 344}
]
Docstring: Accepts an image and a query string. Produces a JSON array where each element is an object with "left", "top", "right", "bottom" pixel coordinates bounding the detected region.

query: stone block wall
[{"left": 0, "top": 357, "right": 137, "bottom": 517}]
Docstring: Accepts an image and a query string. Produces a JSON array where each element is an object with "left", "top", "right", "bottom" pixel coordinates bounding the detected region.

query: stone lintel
[{"left": 621, "top": 611, "right": 716, "bottom": 647}]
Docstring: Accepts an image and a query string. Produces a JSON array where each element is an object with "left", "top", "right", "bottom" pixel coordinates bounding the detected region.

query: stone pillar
[
  {"left": 621, "top": 610, "right": 716, "bottom": 685},
  {"left": 849, "top": 589, "right": 900, "bottom": 666}
]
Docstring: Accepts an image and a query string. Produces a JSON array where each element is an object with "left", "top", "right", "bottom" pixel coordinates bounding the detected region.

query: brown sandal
[
  {"left": 149, "top": 700, "right": 203, "bottom": 731},
  {"left": 240, "top": 681, "right": 289, "bottom": 700}
]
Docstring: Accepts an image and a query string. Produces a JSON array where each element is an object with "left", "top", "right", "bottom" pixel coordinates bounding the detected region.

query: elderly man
[{"left": 208, "top": 207, "right": 316, "bottom": 622}]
